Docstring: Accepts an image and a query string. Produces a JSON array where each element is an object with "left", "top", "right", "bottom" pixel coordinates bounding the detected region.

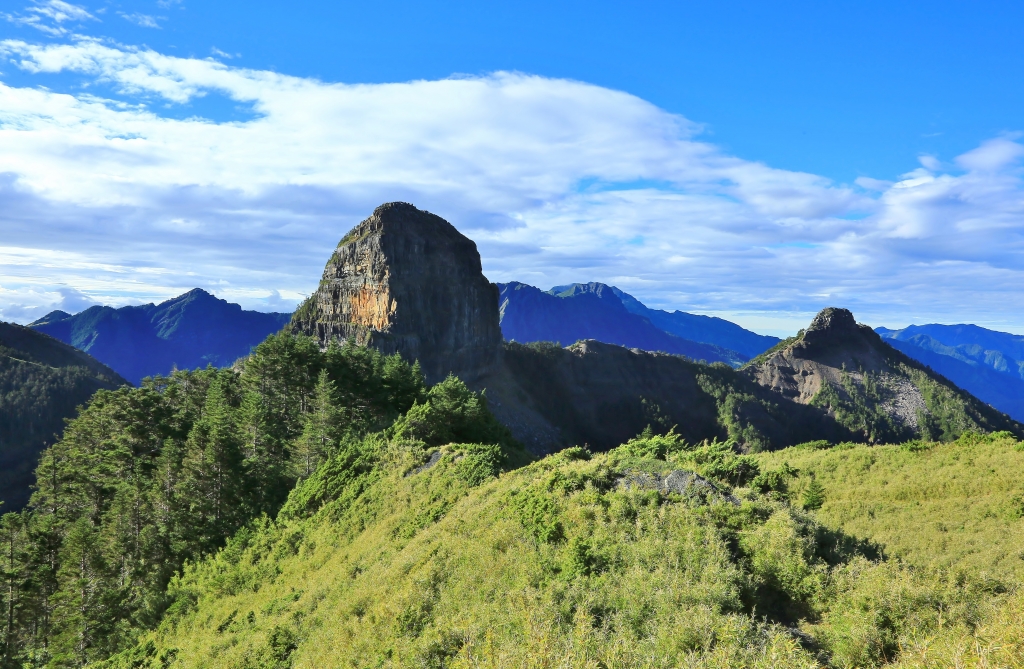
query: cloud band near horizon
[{"left": 1, "top": 37, "right": 1023, "bottom": 336}]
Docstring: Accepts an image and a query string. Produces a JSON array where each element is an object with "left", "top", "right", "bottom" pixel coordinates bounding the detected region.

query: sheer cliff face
[{"left": 291, "top": 202, "right": 502, "bottom": 383}]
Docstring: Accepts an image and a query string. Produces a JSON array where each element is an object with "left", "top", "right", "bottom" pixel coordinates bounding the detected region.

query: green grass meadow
[{"left": 105, "top": 431, "right": 1024, "bottom": 669}]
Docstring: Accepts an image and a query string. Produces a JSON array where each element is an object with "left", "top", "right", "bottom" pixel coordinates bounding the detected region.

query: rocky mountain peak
[
  {"left": 744, "top": 307, "right": 1023, "bottom": 443},
  {"left": 806, "top": 307, "right": 858, "bottom": 336},
  {"left": 175, "top": 288, "right": 219, "bottom": 303},
  {"left": 797, "top": 307, "right": 879, "bottom": 357},
  {"left": 291, "top": 202, "right": 503, "bottom": 383},
  {"left": 29, "top": 310, "right": 73, "bottom": 326}
]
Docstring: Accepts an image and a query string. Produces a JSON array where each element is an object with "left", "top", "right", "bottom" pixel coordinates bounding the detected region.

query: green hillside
[
  {"left": 0, "top": 321, "right": 127, "bottom": 511},
  {"left": 755, "top": 433, "right": 1024, "bottom": 580},
  {"left": 0, "top": 333, "right": 433, "bottom": 668},
  {"left": 5, "top": 327, "right": 1024, "bottom": 668},
  {"left": 102, "top": 430, "right": 1024, "bottom": 668}
]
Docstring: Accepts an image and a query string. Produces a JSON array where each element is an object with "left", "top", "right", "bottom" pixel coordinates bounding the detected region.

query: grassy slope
[
  {"left": 107, "top": 435, "right": 1024, "bottom": 669},
  {"left": 755, "top": 433, "right": 1024, "bottom": 580}
]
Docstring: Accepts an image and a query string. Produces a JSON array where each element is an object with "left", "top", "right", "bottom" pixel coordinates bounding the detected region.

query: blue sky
[{"left": 1, "top": 0, "right": 1023, "bottom": 335}]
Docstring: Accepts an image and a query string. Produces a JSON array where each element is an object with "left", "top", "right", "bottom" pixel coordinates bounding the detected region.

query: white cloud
[
  {"left": 119, "top": 13, "right": 161, "bottom": 29},
  {"left": 0, "top": 38, "right": 1022, "bottom": 334},
  {"left": 29, "top": 0, "right": 93, "bottom": 23},
  {"left": 854, "top": 176, "right": 893, "bottom": 192},
  {"left": 4, "top": 1, "right": 95, "bottom": 36},
  {"left": 955, "top": 135, "right": 1024, "bottom": 172}
]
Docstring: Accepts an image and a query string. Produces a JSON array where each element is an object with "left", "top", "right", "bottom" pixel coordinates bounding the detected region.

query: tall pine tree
[
  {"left": 176, "top": 376, "right": 244, "bottom": 556},
  {"left": 292, "top": 370, "right": 344, "bottom": 479}
]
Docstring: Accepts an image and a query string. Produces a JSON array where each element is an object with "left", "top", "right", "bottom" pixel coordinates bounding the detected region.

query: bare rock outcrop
[
  {"left": 744, "top": 307, "right": 1023, "bottom": 442},
  {"left": 746, "top": 307, "right": 893, "bottom": 405},
  {"left": 291, "top": 202, "right": 503, "bottom": 383},
  {"left": 616, "top": 469, "right": 741, "bottom": 505}
]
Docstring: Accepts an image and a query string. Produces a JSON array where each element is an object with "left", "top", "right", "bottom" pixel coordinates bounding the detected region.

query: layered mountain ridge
[
  {"left": 877, "top": 324, "right": 1024, "bottom": 421},
  {"left": 603, "top": 284, "right": 780, "bottom": 359},
  {"left": 497, "top": 281, "right": 751, "bottom": 366},
  {"left": 29, "top": 288, "right": 291, "bottom": 385}
]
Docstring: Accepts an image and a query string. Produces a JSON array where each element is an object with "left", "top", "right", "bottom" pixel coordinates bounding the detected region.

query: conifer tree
[
  {"left": 49, "top": 518, "right": 107, "bottom": 667},
  {"left": 0, "top": 513, "right": 27, "bottom": 667},
  {"left": 177, "top": 376, "right": 243, "bottom": 555},
  {"left": 802, "top": 477, "right": 826, "bottom": 511},
  {"left": 293, "top": 369, "right": 343, "bottom": 478},
  {"left": 237, "top": 388, "right": 292, "bottom": 516}
]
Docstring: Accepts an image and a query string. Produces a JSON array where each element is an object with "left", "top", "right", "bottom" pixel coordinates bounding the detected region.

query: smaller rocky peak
[
  {"left": 799, "top": 307, "right": 879, "bottom": 353},
  {"left": 745, "top": 306, "right": 888, "bottom": 387},
  {"left": 806, "top": 307, "right": 858, "bottom": 335}
]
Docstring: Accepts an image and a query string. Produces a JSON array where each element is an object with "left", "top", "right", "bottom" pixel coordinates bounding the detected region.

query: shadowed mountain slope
[
  {"left": 29, "top": 289, "right": 291, "bottom": 385},
  {"left": 0, "top": 321, "right": 127, "bottom": 510},
  {"left": 745, "top": 308, "right": 1024, "bottom": 443},
  {"left": 497, "top": 281, "right": 745, "bottom": 366},
  {"left": 486, "top": 339, "right": 856, "bottom": 453}
]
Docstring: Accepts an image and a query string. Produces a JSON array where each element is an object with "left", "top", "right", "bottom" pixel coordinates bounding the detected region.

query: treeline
[{"left": 0, "top": 333, "right": 431, "bottom": 668}]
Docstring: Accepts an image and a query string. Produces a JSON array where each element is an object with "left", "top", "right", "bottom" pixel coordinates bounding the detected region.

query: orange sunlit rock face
[{"left": 349, "top": 285, "right": 395, "bottom": 331}]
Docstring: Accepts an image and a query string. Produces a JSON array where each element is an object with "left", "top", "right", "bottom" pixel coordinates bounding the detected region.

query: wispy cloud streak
[{"left": 3, "top": 1, "right": 95, "bottom": 36}]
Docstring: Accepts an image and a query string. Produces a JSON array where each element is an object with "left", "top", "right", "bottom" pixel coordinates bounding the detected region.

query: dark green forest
[
  {"left": 0, "top": 333, "right": 520, "bottom": 668},
  {"left": 1, "top": 324, "right": 126, "bottom": 511}
]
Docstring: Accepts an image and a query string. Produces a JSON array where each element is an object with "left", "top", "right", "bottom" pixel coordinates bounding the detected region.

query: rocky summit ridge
[
  {"left": 291, "top": 202, "right": 503, "bottom": 384},
  {"left": 744, "top": 307, "right": 1023, "bottom": 443}
]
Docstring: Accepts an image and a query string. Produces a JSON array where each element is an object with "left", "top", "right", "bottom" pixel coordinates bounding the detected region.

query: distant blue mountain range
[
  {"left": 877, "top": 324, "right": 1024, "bottom": 422},
  {"left": 29, "top": 289, "right": 291, "bottom": 385},
  {"left": 26, "top": 282, "right": 1024, "bottom": 424},
  {"left": 498, "top": 282, "right": 1024, "bottom": 422},
  {"left": 497, "top": 281, "right": 779, "bottom": 365}
]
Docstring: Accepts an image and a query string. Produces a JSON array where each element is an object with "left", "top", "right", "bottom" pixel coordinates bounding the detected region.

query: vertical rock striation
[{"left": 291, "top": 202, "right": 503, "bottom": 383}]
